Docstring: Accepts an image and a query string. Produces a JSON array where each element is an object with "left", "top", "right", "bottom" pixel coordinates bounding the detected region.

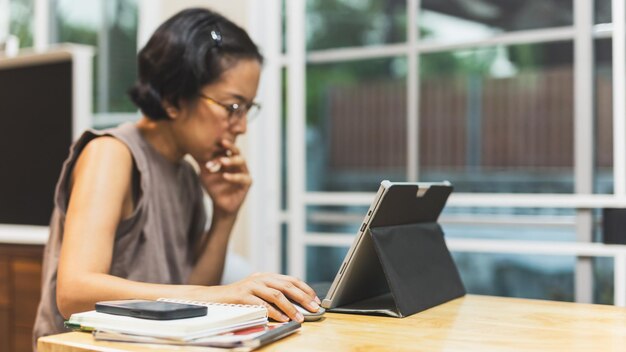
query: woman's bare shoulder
[{"left": 71, "top": 135, "right": 134, "bottom": 188}]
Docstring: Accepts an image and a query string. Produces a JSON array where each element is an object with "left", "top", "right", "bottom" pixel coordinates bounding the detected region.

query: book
[
  {"left": 65, "top": 298, "right": 268, "bottom": 341},
  {"left": 92, "top": 320, "right": 301, "bottom": 350}
]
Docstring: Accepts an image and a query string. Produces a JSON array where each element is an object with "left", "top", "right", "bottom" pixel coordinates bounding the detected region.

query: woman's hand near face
[
  {"left": 213, "top": 273, "right": 322, "bottom": 323},
  {"left": 200, "top": 138, "right": 251, "bottom": 216}
]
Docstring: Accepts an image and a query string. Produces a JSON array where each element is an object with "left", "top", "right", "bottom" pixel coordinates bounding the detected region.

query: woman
[{"left": 33, "top": 8, "right": 319, "bottom": 343}]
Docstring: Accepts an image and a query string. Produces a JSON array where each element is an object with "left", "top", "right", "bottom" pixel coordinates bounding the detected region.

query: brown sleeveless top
[{"left": 32, "top": 122, "right": 207, "bottom": 345}]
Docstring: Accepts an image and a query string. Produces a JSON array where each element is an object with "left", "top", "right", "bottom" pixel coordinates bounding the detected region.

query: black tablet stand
[{"left": 330, "top": 222, "right": 466, "bottom": 318}]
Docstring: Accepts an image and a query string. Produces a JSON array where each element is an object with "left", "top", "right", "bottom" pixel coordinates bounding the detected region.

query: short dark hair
[{"left": 129, "top": 8, "right": 263, "bottom": 120}]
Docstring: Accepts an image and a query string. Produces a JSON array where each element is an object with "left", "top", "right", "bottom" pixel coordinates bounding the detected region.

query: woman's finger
[
  {"left": 205, "top": 157, "right": 248, "bottom": 176},
  {"left": 282, "top": 275, "right": 318, "bottom": 300},
  {"left": 219, "top": 155, "right": 246, "bottom": 167},
  {"left": 222, "top": 173, "right": 252, "bottom": 185},
  {"left": 205, "top": 160, "right": 222, "bottom": 173},
  {"left": 247, "top": 296, "right": 289, "bottom": 322},
  {"left": 271, "top": 274, "right": 318, "bottom": 300},
  {"left": 265, "top": 278, "right": 320, "bottom": 312},
  {"left": 219, "top": 156, "right": 249, "bottom": 173},
  {"left": 252, "top": 286, "right": 303, "bottom": 322},
  {"left": 220, "top": 139, "right": 240, "bottom": 155}
]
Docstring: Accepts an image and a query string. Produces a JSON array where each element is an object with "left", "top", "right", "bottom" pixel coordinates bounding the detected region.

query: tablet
[{"left": 321, "top": 180, "right": 453, "bottom": 310}]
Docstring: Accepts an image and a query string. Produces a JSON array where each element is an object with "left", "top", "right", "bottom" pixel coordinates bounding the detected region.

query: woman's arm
[
  {"left": 56, "top": 136, "right": 173, "bottom": 316},
  {"left": 187, "top": 211, "right": 235, "bottom": 286},
  {"left": 186, "top": 139, "right": 322, "bottom": 320},
  {"left": 55, "top": 137, "right": 229, "bottom": 316},
  {"left": 187, "top": 138, "right": 251, "bottom": 286},
  {"left": 56, "top": 137, "right": 319, "bottom": 323}
]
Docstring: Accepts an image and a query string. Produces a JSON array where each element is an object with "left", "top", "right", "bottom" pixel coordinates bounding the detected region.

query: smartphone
[{"left": 95, "top": 299, "right": 207, "bottom": 320}]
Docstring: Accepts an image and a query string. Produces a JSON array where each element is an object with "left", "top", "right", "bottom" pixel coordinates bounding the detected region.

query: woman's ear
[{"left": 162, "top": 100, "right": 179, "bottom": 119}]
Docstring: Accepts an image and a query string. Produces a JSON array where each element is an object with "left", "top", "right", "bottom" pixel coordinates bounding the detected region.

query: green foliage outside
[
  {"left": 53, "top": 0, "right": 138, "bottom": 113},
  {"left": 9, "top": 0, "right": 34, "bottom": 47},
  {"left": 301, "top": 0, "right": 548, "bottom": 129}
]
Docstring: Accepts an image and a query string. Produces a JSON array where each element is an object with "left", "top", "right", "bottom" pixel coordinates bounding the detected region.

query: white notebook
[{"left": 66, "top": 298, "right": 268, "bottom": 341}]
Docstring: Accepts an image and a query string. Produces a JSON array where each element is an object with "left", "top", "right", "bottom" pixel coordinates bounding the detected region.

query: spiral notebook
[
  {"left": 93, "top": 321, "right": 301, "bottom": 349},
  {"left": 66, "top": 298, "right": 268, "bottom": 341}
]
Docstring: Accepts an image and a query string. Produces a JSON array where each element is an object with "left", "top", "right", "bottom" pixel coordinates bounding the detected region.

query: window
[
  {"left": 420, "top": 42, "right": 575, "bottom": 193},
  {"left": 270, "top": 0, "right": 624, "bottom": 305},
  {"left": 9, "top": 0, "right": 34, "bottom": 47},
  {"left": 420, "top": 0, "right": 573, "bottom": 44},
  {"left": 306, "top": 57, "right": 408, "bottom": 192},
  {"left": 50, "top": 0, "right": 138, "bottom": 127}
]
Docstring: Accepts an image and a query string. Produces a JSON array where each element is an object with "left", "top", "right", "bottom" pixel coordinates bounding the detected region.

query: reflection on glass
[
  {"left": 306, "top": 58, "right": 408, "bottom": 192},
  {"left": 281, "top": 0, "right": 286, "bottom": 53},
  {"left": 9, "top": 0, "right": 34, "bottom": 47},
  {"left": 306, "top": 0, "right": 407, "bottom": 51},
  {"left": 302, "top": 206, "right": 615, "bottom": 302},
  {"left": 281, "top": 223, "right": 289, "bottom": 275},
  {"left": 281, "top": 68, "right": 288, "bottom": 210},
  {"left": 453, "top": 252, "right": 575, "bottom": 301},
  {"left": 595, "top": 38, "right": 612, "bottom": 194},
  {"left": 593, "top": 257, "right": 613, "bottom": 304},
  {"left": 53, "top": 0, "right": 100, "bottom": 45},
  {"left": 304, "top": 203, "right": 367, "bottom": 283},
  {"left": 595, "top": 0, "right": 611, "bottom": 24},
  {"left": 443, "top": 221, "right": 575, "bottom": 243},
  {"left": 420, "top": 0, "right": 573, "bottom": 44},
  {"left": 444, "top": 208, "right": 611, "bottom": 304},
  {"left": 306, "top": 205, "right": 369, "bottom": 233},
  {"left": 444, "top": 206, "right": 576, "bottom": 217},
  {"left": 306, "top": 246, "right": 348, "bottom": 282},
  {"left": 52, "top": 0, "right": 137, "bottom": 114},
  {"left": 419, "top": 42, "right": 575, "bottom": 193}
]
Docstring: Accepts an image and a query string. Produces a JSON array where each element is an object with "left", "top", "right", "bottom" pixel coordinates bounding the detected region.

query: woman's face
[{"left": 170, "top": 58, "right": 261, "bottom": 165}]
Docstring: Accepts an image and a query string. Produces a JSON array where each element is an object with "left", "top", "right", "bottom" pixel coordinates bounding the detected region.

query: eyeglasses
[{"left": 199, "top": 94, "right": 261, "bottom": 125}]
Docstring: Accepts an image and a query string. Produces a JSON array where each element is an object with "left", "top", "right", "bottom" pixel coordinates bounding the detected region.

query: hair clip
[{"left": 210, "top": 28, "right": 222, "bottom": 48}]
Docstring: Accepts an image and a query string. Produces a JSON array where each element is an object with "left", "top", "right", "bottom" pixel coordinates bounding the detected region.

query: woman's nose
[{"left": 230, "top": 115, "right": 247, "bottom": 135}]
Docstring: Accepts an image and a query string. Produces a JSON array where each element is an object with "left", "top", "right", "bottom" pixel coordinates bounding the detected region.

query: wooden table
[{"left": 38, "top": 295, "right": 626, "bottom": 352}]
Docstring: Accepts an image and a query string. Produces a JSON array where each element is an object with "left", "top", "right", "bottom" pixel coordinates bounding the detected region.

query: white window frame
[{"left": 249, "top": 0, "right": 626, "bottom": 306}]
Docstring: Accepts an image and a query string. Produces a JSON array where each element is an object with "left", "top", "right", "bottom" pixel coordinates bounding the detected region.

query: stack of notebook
[{"left": 66, "top": 298, "right": 300, "bottom": 349}]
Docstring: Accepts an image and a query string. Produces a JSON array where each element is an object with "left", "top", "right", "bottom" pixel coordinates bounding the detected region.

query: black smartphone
[{"left": 95, "top": 299, "right": 207, "bottom": 320}]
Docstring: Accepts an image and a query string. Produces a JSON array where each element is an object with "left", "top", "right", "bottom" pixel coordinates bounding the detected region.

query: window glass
[
  {"left": 281, "top": 68, "right": 288, "bottom": 209},
  {"left": 595, "top": 0, "right": 611, "bottom": 24},
  {"left": 420, "top": 0, "right": 573, "bottom": 45},
  {"left": 306, "top": 57, "right": 408, "bottom": 192},
  {"left": 449, "top": 214, "right": 611, "bottom": 305},
  {"left": 307, "top": 247, "right": 582, "bottom": 301},
  {"left": 593, "top": 257, "right": 613, "bottom": 304},
  {"left": 281, "top": 223, "right": 289, "bottom": 275},
  {"left": 304, "top": 205, "right": 369, "bottom": 282},
  {"left": 444, "top": 208, "right": 575, "bottom": 302},
  {"left": 595, "top": 38, "right": 612, "bottom": 194},
  {"left": 307, "top": 205, "right": 369, "bottom": 233},
  {"left": 281, "top": 0, "right": 286, "bottom": 53},
  {"left": 419, "top": 42, "right": 575, "bottom": 193},
  {"left": 294, "top": 0, "right": 616, "bottom": 303},
  {"left": 9, "top": 0, "right": 34, "bottom": 47},
  {"left": 51, "top": 0, "right": 138, "bottom": 114},
  {"left": 453, "top": 252, "right": 575, "bottom": 301},
  {"left": 306, "top": 0, "right": 407, "bottom": 51},
  {"left": 442, "top": 207, "right": 577, "bottom": 241},
  {"left": 306, "top": 246, "right": 348, "bottom": 282}
]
